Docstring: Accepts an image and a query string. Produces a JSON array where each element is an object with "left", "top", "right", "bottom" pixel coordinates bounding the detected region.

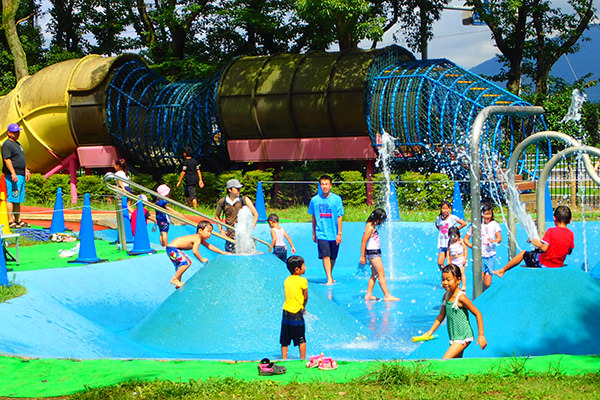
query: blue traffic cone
[
  {"left": 388, "top": 181, "right": 401, "bottom": 221},
  {"left": 544, "top": 182, "right": 554, "bottom": 222},
  {"left": 128, "top": 199, "right": 155, "bottom": 256},
  {"left": 71, "top": 193, "right": 104, "bottom": 263},
  {"left": 49, "top": 187, "right": 65, "bottom": 234},
  {"left": 122, "top": 196, "right": 134, "bottom": 242},
  {"left": 452, "top": 181, "right": 465, "bottom": 220},
  {"left": 255, "top": 181, "right": 267, "bottom": 222},
  {"left": 0, "top": 239, "right": 8, "bottom": 286}
]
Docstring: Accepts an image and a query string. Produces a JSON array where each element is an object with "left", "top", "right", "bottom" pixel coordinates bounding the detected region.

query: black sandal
[{"left": 8, "top": 221, "right": 18, "bottom": 229}]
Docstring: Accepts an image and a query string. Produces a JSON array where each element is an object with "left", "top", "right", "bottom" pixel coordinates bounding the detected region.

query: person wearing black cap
[
  {"left": 2, "top": 123, "right": 30, "bottom": 229},
  {"left": 215, "top": 178, "right": 258, "bottom": 253}
]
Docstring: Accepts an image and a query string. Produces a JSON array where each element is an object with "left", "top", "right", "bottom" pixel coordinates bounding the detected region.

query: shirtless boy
[{"left": 166, "top": 221, "right": 228, "bottom": 288}]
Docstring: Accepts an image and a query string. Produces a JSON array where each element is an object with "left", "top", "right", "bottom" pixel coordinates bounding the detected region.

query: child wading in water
[
  {"left": 464, "top": 203, "right": 501, "bottom": 292},
  {"left": 422, "top": 264, "right": 487, "bottom": 358},
  {"left": 435, "top": 200, "right": 466, "bottom": 270},
  {"left": 268, "top": 213, "right": 296, "bottom": 262},
  {"left": 360, "top": 208, "right": 399, "bottom": 301},
  {"left": 166, "top": 221, "right": 228, "bottom": 288},
  {"left": 447, "top": 226, "right": 468, "bottom": 292}
]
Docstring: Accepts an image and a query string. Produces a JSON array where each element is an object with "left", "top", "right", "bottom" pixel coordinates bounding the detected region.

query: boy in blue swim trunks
[{"left": 166, "top": 221, "right": 228, "bottom": 288}]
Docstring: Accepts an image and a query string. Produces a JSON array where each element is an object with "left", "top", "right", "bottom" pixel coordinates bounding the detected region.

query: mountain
[{"left": 470, "top": 24, "right": 600, "bottom": 102}]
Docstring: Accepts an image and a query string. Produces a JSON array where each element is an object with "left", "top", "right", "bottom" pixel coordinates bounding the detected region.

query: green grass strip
[{"left": 1, "top": 355, "right": 599, "bottom": 397}]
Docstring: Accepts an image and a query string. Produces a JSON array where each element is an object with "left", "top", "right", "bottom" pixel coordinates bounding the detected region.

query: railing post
[{"left": 470, "top": 106, "right": 544, "bottom": 299}]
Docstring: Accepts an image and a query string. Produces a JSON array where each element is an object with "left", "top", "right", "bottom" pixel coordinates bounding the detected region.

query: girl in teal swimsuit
[{"left": 422, "top": 264, "right": 487, "bottom": 358}]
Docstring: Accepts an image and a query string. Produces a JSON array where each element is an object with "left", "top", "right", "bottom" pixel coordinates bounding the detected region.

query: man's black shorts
[
  {"left": 184, "top": 185, "right": 197, "bottom": 200},
  {"left": 317, "top": 239, "right": 339, "bottom": 260}
]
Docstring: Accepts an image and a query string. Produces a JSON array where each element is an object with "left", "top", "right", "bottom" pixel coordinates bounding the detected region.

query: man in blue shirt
[{"left": 308, "top": 174, "right": 344, "bottom": 285}]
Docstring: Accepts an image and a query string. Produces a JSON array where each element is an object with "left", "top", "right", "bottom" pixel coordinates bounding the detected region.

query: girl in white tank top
[
  {"left": 359, "top": 208, "right": 399, "bottom": 302},
  {"left": 447, "top": 226, "right": 468, "bottom": 292}
]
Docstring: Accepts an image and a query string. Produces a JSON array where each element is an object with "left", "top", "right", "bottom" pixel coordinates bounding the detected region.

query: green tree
[
  {"left": 0, "top": 0, "right": 44, "bottom": 93},
  {"left": 294, "top": 0, "right": 385, "bottom": 50},
  {"left": 466, "top": 0, "right": 531, "bottom": 94},
  {"left": 127, "top": 0, "right": 212, "bottom": 62},
  {"left": 534, "top": 79, "right": 600, "bottom": 147},
  {"left": 2, "top": 0, "right": 29, "bottom": 80},
  {"left": 527, "top": 0, "right": 596, "bottom": 102},
  {"left": 48, "top": 0, "right": 86, "bottom": 52},
  {"left": 81, "top": 0, "right": 135, "bottom": 55},
  {"left": 395, "top": 0, "right": 448, "bottom": 59},
  {"left": 467, "top": 0, "right": 597, "bottom": 98},
  {"left": 204, "top": 0, "right": 297, "bottom": 57}
]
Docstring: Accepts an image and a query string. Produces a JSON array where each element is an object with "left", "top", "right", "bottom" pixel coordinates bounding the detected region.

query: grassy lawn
[{"left": 60, "top": 363, "right": 600, "bottom": 399}]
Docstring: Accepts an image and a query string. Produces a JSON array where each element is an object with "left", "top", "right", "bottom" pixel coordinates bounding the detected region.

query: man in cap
[
  {"left": 2, "top": 123, "right": 30, "bottom": 228},
  {"left": 215, "top": 178, "right": 258, "bottom": 253}
]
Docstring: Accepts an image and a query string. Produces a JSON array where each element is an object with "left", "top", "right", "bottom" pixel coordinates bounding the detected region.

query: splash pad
[{"left": 1, "top": 221, "right": 599, "bottom": 361}]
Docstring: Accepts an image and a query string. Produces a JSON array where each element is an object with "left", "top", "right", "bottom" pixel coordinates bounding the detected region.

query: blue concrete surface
[
  {"left": 0, "top": 221, "right": 599, "bottom": 360},
  {"left": 410, "top": 265, "right": 600, "bottom": 358},
  {"left": 130, "top": 254, "right": 371, "bottom": 360}
]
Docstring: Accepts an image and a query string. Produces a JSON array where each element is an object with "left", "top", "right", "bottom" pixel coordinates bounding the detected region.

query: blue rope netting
[
  {"left": 365, "top": 57, "right": 548, "bottom": 186},
  {"left": 105, "top": 52, "right": 550, "bottom": 199},
  {"left": 105, "top": 59, "right": 222, "bottom": 170}
]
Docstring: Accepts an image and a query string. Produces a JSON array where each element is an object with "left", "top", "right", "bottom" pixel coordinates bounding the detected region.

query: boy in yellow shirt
[{"left": 280, "top": 255, "right": 308, "bottom": 359}]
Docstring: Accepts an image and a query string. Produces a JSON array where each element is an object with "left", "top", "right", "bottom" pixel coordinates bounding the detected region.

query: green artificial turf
[
  {"left": 6, "top": 235, "right": 160, "bottom": 272},
  {"left": 0, "top": 355, "right": 599, "bottom": 397}
]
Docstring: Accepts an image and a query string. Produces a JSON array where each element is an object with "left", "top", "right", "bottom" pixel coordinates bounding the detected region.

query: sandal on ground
[
  {"left": 306, "top": 354, "right": 325, "bottom": 368},
  {"left": 318, "top": 357, "right": 338, "bottom": 370},
  {"left": 8, "top": 221, "right": 18, "bottom": 229},
  {"left": 20, "top": 221, "right": 30, "bottom": 228},
  {"left": 258, "top": 358, "right": 286, "bottom": 376}
]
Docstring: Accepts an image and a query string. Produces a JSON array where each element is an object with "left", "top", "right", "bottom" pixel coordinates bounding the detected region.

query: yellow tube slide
[{"left": 0, "top": 54, "right": 142, "bottom": 173}]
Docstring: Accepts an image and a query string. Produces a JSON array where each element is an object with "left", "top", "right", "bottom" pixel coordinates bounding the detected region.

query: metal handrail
[
  {"left": 103, "top": 173, "right": 270, "bottom": 250},
  {"left": 537, "top": 145, "right": 600, "bottom": 235},
  {"left": 505, "top": 131, "right": 600, "bottom": 259},
  {"left": 469, "top": 105, "right": 545, "bottom": 299}
]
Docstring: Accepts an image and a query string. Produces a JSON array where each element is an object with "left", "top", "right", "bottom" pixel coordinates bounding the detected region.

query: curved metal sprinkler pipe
[
  {"left": 506, "top": 132, "right": 600, "bottom": 260},
  {"left": 536, "top": 145, "right": 600, "bottom": 235},
  {"left": 470, "top": 106, "right": 544, "bottom": 299}
]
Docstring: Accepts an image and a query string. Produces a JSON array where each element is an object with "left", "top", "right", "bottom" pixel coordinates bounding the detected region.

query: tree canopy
[
  {"left": 0, "top": 0, "right": 595, "bottom": 106},
  {"left": 467, "top": 0, "right": 597, "bottom": 102}
]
